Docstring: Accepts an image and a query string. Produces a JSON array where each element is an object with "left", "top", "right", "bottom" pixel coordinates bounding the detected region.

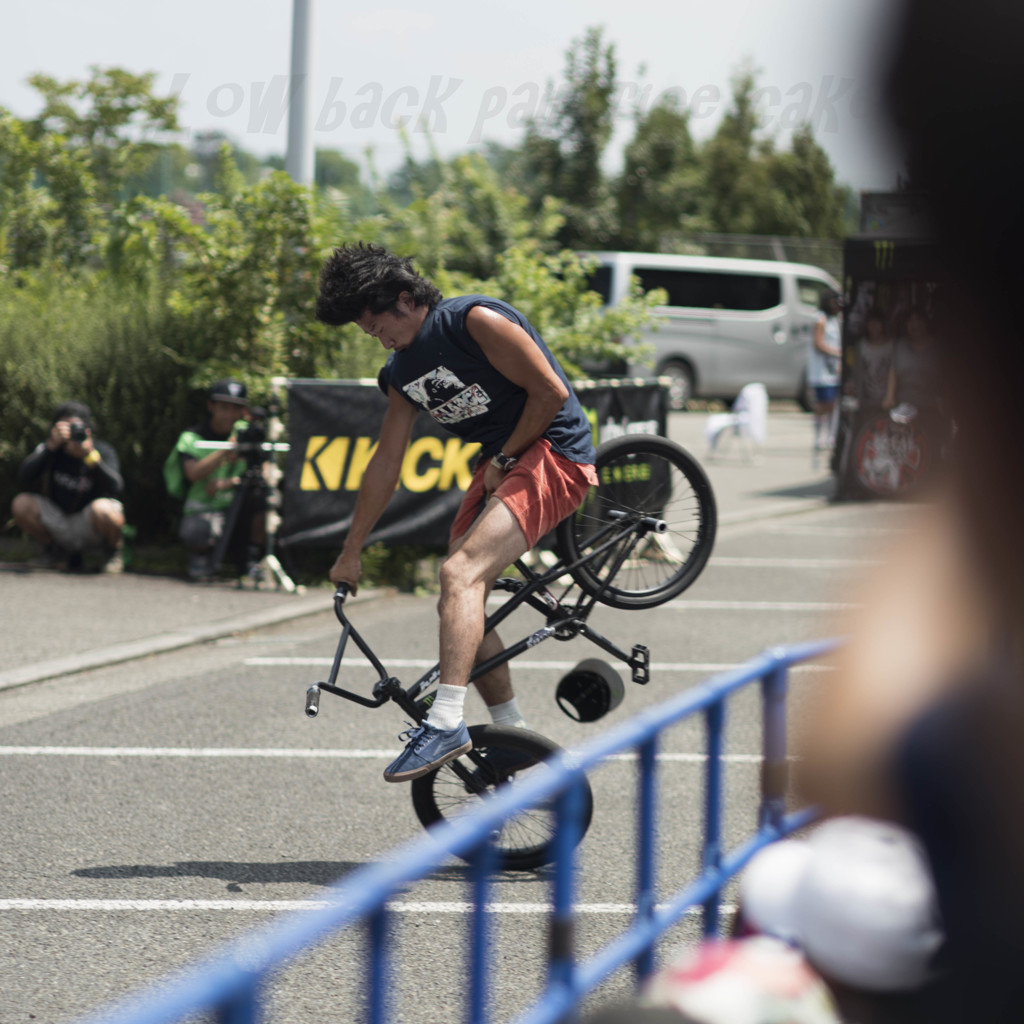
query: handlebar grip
[{"left": 305, "top": 684, "right": 321, "bottom": 718}]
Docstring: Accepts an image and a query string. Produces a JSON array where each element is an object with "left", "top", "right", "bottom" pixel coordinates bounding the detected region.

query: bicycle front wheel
[
  {"left": 410, "top": 725, "right": 594, "bottom": 871},
  {"left": 556, "top": 434, "right": 717, "bottom": 610}
]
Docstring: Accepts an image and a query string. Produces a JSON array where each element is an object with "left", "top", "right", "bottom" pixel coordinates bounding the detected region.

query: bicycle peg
[{"left": 305, "top": 684, "right": 321, "bottom": 718}]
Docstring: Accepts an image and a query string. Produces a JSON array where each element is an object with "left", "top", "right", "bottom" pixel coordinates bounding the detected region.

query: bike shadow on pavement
[
  {"left": 73, "top": 859, "right": 368, "bottom": 890},
  {"left": 72, "top": 857, "right": 554, "bottom": 889}
]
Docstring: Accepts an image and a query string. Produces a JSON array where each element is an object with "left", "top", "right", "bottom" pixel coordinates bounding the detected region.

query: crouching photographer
[
  {"left": 12, "top": 401, "right": 125, "bottom": 572},
  {"left": 165, "top": 379, "right": 267, "bottom": 582}
]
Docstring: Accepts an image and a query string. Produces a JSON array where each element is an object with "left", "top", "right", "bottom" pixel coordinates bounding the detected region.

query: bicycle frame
[{"left": 304, "top": 509, "right": 667, "bottom": 724}]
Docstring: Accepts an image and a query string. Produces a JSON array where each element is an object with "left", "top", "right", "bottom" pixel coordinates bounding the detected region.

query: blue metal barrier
[{"left": 76, "top": 638, "right": 837, "bottom": 1024}]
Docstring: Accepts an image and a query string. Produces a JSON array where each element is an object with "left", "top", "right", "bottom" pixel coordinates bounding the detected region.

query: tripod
[{"left": 207, "top": 451, "right": 298, "bottom": 592}]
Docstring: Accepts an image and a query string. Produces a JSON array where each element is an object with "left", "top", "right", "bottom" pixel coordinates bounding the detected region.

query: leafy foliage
[
  {"left": 0, "top": 65, "right": 663, "bottom": 550},
  {"left": 0, "top": 43, "right": 852, "bottom": 559}
]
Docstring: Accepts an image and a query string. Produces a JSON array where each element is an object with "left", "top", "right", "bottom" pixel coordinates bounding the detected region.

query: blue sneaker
[{"left": 383, "top": 721, "right": 472, "bottom": 783}]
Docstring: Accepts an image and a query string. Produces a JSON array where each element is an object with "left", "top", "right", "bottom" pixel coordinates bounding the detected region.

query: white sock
[
  {"left": 426, "top": 684, "right": 467, "bottom": 731},
  {"left": 488, "top": 697, "right": 527, "bottom": 729}
]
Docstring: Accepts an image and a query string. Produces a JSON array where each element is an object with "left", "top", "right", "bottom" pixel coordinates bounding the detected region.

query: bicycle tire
[
  {"left": 410, "top": 724, "right": 594, "bottom": 871},
  {"left": 555, "top": 434, "right": 717, "bottom": 610}
]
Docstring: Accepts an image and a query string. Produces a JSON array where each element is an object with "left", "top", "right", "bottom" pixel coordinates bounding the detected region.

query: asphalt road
[{"left": 0, "top": 490, "right": 914, "bottom": 1024}]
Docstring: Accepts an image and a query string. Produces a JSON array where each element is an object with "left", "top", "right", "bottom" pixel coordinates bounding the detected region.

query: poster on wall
[{"left": 277, "top": 378, "right": 666, "bottom": 550}]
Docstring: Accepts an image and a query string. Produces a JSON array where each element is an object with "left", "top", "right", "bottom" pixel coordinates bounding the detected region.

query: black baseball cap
[{"left": 208, "top": 378, "right": 249, "bottom": 406}]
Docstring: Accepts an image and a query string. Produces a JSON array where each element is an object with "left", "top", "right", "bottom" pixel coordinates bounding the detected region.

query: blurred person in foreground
[
  {"left": 797, "top": 1, "right": 1024, "bottom": 1021},
  {"left": 12, "top": 401, "right": 125, "bottom": 573}
]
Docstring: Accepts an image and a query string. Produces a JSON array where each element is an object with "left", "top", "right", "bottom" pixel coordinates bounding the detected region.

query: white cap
[
  {"left": 739, "top": 817, "right": 944, "bottom": 992},
  {"left": 738, "top": 839, "right": 814, "bottom": 943}
]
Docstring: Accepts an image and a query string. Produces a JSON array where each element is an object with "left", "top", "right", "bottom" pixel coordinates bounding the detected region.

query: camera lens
[{"left": 69, "top": 421, "right": 88, "bottom": 442}]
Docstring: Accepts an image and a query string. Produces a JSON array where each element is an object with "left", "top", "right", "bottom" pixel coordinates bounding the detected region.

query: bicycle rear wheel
[
  {"left": 556, "top": 434, "right": 716, "bottom": 610},
  {"left": 410, "top": 725, "right": 593, "bottom": 871}
]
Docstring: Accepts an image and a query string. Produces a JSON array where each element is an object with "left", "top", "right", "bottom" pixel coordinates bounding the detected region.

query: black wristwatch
[{"left": 490, "top": 451, "right": 518, "bottom": 471}]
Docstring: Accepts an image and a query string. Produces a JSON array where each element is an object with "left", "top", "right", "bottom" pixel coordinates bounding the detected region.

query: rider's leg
[
  {"left": 382, "top": 498, "right": 527, "bottom": 783},
  {"left": 383, "top": 445, "right": 594, "bottom": 782},
  {"left": 433, "top": 497, "right": 530, "bottom": 716}
]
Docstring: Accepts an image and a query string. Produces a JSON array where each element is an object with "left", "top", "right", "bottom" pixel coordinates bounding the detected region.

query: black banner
[{"left": 278, "top": 378, "right": 666, "bottom": 550}]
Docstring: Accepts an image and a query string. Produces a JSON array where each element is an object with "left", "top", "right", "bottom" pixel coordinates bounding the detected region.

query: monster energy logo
[{"left": 874, "top": 240, "right": 895, "bottom": 269}]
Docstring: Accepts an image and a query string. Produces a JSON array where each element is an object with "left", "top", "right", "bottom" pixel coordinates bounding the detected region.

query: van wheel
[{"left": 659, "top": 360, "right": 695, "bottom": 411}]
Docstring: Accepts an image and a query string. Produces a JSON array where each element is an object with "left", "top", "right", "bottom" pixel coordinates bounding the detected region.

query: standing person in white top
[{"left": 808, "top": 290, "right": 843, "bottom": 453}]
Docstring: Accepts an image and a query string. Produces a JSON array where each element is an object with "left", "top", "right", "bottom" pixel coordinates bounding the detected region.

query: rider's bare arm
[
  {"left": 465, "top": 306, "right": 569, "bottom": 495},
  {"left": 330, "top": 389, "right": 417, "bottom": 590}
]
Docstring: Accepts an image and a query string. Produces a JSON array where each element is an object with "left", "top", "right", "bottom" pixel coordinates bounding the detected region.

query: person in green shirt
[{"left": 170, "top": 379, "right": 265, "bottom": 581}]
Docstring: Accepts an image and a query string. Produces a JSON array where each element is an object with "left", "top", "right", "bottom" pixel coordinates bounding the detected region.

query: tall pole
[{"left": 285, "top": 0, "right": 315, "bottom": 186}]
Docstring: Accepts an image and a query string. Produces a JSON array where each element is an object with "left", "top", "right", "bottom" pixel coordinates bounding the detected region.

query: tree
[
  {"left": 648, "top": 66, "right": 849, "bottom": 243},
  {"left": 759, "top": 125, "right": 847, "bottom": 238},
  {"left": 699, "top": 67, "right": 770, "bottom": 236},
  {"left": 508, "top": 26, "right": 620, "bottom": 248},
  {"left": 614, "top": 94, "right": 706, "bottom": 251},
  {"left": 25, "top": 66, "right": 179, "bottom": 204}
]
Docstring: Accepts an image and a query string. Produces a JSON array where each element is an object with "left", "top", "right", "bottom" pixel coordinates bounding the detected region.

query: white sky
[{"left": 2, "top": 0, "right": 906, "bottom": 191}]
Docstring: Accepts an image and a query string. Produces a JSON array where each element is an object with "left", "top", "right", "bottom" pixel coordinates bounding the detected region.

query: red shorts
[{"left": 449, "top": 439, "right": 598, "bottom": 549}]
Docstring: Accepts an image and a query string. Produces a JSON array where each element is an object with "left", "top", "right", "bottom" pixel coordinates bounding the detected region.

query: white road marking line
[
  {"left": 764, "top": 525, "right": 909, "bottom": 537},
  {"left": 0, "top": 747, "right": 783, "bottom": 763},
  {"left": 662, "top": 600, "right": 857, "bottom": 611},
  {"left": 479, "top": 598, "right": 855, "bottom": 612},
  {"left": 0, "top": 898, "right": 736, "bottom": 914},
  {"left": 241, "top": 657, "right": 831, "bottom": 673},
  {"left": 709, "top": 557, "right": 878, "bottom": 568}
]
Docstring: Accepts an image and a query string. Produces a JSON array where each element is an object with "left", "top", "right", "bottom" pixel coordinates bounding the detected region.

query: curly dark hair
[
  {"left": 315, "top": 243, "right": 443, "bottom": 325},
  {"left": 52, "top": 401, "right": 93, "bottom": 429}
]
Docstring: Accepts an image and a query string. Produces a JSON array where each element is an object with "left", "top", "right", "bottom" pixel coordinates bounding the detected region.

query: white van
[{"left": 581, "top": 251, "right": 841, "bottom": 410}]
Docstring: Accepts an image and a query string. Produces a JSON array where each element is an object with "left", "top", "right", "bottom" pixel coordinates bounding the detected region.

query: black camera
[
  {"left": 236, "top": 408, "right": 269, "bottom": 465},
  {"left": 68, "top": 419, "right": 89, "bottom": 443}
]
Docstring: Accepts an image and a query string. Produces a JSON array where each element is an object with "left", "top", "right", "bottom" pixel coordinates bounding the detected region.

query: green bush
[{"left": 1, "top": 140, "right": 661, "bottom": 575}]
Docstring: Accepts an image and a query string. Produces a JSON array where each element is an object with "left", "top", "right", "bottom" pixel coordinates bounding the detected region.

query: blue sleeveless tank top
[{"left": 378, "top": 295, "right": 596, "bottom": 464}]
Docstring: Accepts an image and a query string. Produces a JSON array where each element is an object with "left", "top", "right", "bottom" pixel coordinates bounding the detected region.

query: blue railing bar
[
  {"left": 634, "top": 736, "right": 658, "bottom": 980},
  {"left": 649, "top": 806, "right": 822, "bottom": 940},
  {"left": 218, "top": 985, "right": 259, "bottom": 1024},
  {"left": 367, "top": 906, "right": 389, "bottom": 1024},
  {"left": 468, "top": 838, "right": 498, "bottom": 1024},
  {"left": 78, "top": 640, "right": 839, "bottom": 1024},
  {"left": 760, "top": 661, "right": 790, "bottom": 830},
  {"left": 547, "top": 778, "right": 586, "bottom": 992},
  {"left": 526, "top": 806, "right": 820, "bottom": 1024},
  {"left": 701, "top": 699, "right": 726, "bottom": 937},
  {"left": 524, "top": 637, "right": 840, "bottom": 786}
]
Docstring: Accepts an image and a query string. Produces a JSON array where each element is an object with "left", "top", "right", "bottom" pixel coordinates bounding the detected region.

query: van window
[
  {"left": 797, "top": 277, "right": 829, "bottom": 308},
  {"left": 585, "top": 265, "right": 613, "bottom": 304},
  {"left": 635, "top": 268, "right": 781, "bottom": 311}
]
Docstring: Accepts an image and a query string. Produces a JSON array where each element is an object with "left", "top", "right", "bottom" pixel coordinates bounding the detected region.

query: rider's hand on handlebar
[{"left": 329, "top": 551, "right": 361, "bottom": 596}]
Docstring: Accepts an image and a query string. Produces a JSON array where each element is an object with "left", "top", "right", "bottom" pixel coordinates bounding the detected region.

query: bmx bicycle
[{"left": 303, "top": 434, "right": 717, "bottom": 870}]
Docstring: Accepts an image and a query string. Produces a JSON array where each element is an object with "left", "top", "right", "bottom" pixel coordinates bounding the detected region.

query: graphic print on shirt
[{"left": 403, "top": 366, "right": 491, "bottom": 425}]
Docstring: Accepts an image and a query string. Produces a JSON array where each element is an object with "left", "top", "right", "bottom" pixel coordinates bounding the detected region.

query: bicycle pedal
[{"left": 630, "top": 645, "right": 650, "bottom": 685}]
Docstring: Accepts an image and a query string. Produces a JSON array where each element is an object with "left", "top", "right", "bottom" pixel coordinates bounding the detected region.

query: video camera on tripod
[
  {"left": 192, "top": 397, "right": 293, "bottom": 589},
  {"left": 234, "top": 407, "right": 272, "bottom": 466}
]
